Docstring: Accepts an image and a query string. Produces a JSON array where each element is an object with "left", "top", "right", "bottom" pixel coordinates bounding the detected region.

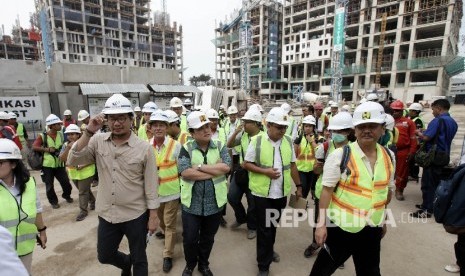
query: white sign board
[
  {"left": 88, "top": 97, "right": 139, "bottom": 117},
  {"left": 0, "top": 97, "right": 43, "bottom": 121}
]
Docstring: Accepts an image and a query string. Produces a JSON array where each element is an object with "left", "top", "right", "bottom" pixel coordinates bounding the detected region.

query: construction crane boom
[
  {"left": 375, "top": 13, "right": 387, "bottom": 88},
  {"left": 330, "top": 0, "right": 349, "bottom": 103}
]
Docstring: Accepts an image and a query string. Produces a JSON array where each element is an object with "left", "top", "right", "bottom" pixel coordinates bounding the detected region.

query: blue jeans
[
  {"left": 421, "top": 166, "right": 442, "bottom": 212},
  {"left": 227, "top": 173, "right": 256, "bottom": 230},
  {"left": 299, "top": 171, "right": 316, "bottom": 199},
  {"left": 97, "top": 212, "right": 148, "bottom": 275}
]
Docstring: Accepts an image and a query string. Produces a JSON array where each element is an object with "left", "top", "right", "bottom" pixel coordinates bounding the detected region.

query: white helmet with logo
[
  {"left": 249, "top": 103, "right": 264, "bottom": 113},
  {"left": 63, "top": 109, "right": 72, "bottom": 116},
  {"left": 0, "top": 112, "right": 9, "bottom": 120},
  {"left": 280, "top": 103, "right": 292, "bottom": 114},
  {"left": 227, "top": 106, "right": 238, "bottom": 115},
  {"left": 164, "top": 110, "right": 180, "bottom": 123},
  {"left": 0, "top": 138, "right": 22, "bottom": 159},
  {"left": 134, "top": 106, "right": 142, "bottom": 112},
  {"left": 242, "top": 109, "right": 262, "bottom": 122},
  {"left": 353, "top": 102, "right": 386, "bottom": 126},
  {"left": 409, "top": 103, "right": 423, "bottom": 112},
  {"left": 7, "top": 112, "right": 17, "bottom": 119},
  {"left": 170, "top": 97, "right": 183, "bottom": 108},
  {"left": 266, "top": 107, "right": 289, "bottom": 126},
  {"left": 328, "top": 112, "right": 354, "bottom": 130},
  {"left": 206, "top": 109, "right": 219, "bottom": 119},
  {"left": 45, "top": 114, "right": 63, "bottom": 126},
  {"left": 366, "top": 93, "right": 379, "bottom": 102},
  {"left": 141, "top": 101, "right": 158, "bottom": 113},
  {"left": 302, "top": 115, "right": 316, "bottom": 125},
  {"left": 187, "top": 111, "right": 210, "bottom": 129},
  {"left": 102, "top": 94, "right": 133, "bottom": 115},
  {"left": 385, "top": 114, "right": 395, "bottom": 131},
  {"left": 77, "top": 110, "right": 90, "bottom": 121},
  {"left": 64, "top": 124, "right": 81, "bottom": 134},
  {"left": 149, "top": 111, "right": 169, "bottom": 123}
]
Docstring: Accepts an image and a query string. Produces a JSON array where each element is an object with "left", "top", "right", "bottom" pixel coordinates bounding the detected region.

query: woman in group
[{"left": 0, "top": 138, "right": 47, "bottom": 273}]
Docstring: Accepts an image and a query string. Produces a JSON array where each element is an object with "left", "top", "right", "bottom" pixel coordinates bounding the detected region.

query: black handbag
[{"left": 414, "top": 118, "right": 449, "bottom": 167}]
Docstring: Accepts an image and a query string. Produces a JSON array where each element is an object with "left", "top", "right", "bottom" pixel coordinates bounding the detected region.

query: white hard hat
[
  {"left": 102, "top": 94, "right": 134, "bottom": 115},
  {"left": 302, "top": 115, "right": 316, "bottom": 125},
  {"left": 187, "top": 111, "right": 210, "bottom": 129},
  {"left": 324, "top": 107, "right": 331, "bottom": 114},
  {"left": 64, "top": 124, "right": 81, "bottom": 134},
  {"left": 266, "top": 107, "right": 289, "bottom": 126},
  {"left": 149, "top": 111, "right": 169, "bottom": 123},
  {"left": 170, "top": 97, "right": 183, "bottom": 108},
  {"left": 45, "top": 114, "right": 63, "bottom": 126},
  {"left": 63, "top": 109, "right": 72, "bottom": 116},
  {"left": 409, "top": 103, "right": 423, "bottom": 112},
  {"left": 242, "top": 109, "right": 262, "bottom": 122},
  {"left": 385, "top": 114, "right": 395, "bottom": 131},
  {"left": 341, "top": 105, "right": 351, "bottom": 112},
  {"left": 141, "top": 101, "right": 158, "bottom": 113},
  {"left": 366, "top": 93, "right": 379, "bottom": 102},
  {"left": 359, "top": 98, "right": 367, "bottom": 104},
  {"left": 328, "top": 100, "right": 335, "bottom": 105},
  {"left": 353, "top": 102, "right": 386, "bottom": 127},
  {"left": 330, "top": 103, "right": 339, "bottom": 108},
  {"left": 77, "top": 110, "right": 90, "bottom": 121},
  {"left": 184, "top": 99, "right": 193, "bottom": 105},
  {"left": 249, "top": 103, "right": 264, "bottom": 113},
  {"left": 7, "top": 112, "right": 17, "bottom": 119},
  {"left": 0, "top": 112, "right": 9, "bottom": 120},
  {"left": 134, "top": 106, "right": 141, "bottom": 112},
  {"left": 328, "top": 112, "right": 354, "bottom": 130},
  {"left": 164, "top": 110, "right": 180, "bottom": 123},
  {"left": 206, "top": 109, "right": 219, "bottom": 119},
  {"left": 0, "top": 138, "right": 22, "bottom": 159},
  {"left": 219, "top": 105, "right": 225, "bottom": 110},
  {"left": 280, "top": 103, "right": 292, "bottom": 114},
  {"left": 227, "top": 106, "right": 238, "bottom": 115}
]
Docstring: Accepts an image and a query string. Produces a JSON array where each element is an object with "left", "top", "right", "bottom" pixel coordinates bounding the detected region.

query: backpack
[
  {"left": 27, "top": 132, "right": 48, "bottom": 170},
  {"left": 433, "top": 164, "right": 465, "bottom": 234}
]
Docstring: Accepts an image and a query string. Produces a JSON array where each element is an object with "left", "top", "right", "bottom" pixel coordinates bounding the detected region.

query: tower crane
[{"left": 330, "top": 0, "right": 349, "bottom": 103}]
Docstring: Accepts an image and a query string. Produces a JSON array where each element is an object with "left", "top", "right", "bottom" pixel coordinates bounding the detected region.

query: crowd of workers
[{"left": 0, "top": 92, "right": 461, "bottom": 276}]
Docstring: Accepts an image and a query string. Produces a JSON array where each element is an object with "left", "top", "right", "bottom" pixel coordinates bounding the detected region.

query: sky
[{"left": 1, "top": 0, "right": 465, "bottom": 82}]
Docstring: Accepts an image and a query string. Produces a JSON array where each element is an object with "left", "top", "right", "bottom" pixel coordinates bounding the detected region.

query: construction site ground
[{"left": 31, "top": 104, "right": 465, "bottom": 276}]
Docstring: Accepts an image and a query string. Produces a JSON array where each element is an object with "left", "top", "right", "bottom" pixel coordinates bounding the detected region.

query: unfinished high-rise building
[
  {"left": 214, "top": 0, "right": 283, "bottom": 98},
  {"left": 0, "top": 25, "right": 41, "bottom": 61},
  {"left": 37, "top": 0, "right": 183, "bottom": 82},
  {"left": 281, "top": 0, "right": 463, "bottom": 102}
]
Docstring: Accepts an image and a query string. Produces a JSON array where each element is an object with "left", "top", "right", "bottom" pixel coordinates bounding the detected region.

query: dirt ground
[{"left": 30, "top": 105, "right": 465, "bottom": 276}]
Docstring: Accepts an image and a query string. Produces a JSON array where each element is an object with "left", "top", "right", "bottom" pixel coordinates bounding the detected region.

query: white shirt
[
  {"left": 245, "top": 133, "right": 297, "bottom": 199},
  {"left": 211, "top": 130, "right": 219, "bottom": 141},
  {"left": 321, "top": 142, "right": 395, "bottom": 189},
  {"left": 227, "top": 119, "right": 240, "bottom": 155},
  {"left": 0, "top": 226, "right": 28, "bottom": 275}
]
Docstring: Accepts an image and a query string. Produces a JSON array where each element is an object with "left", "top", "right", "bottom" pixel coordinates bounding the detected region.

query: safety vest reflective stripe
[
  {"left": 160, "top": 174, "right": 180, "bottom": 184},
  {"left": 178, "top": 132, "right": 188, "bottom": 145},
  {"left": 336, "top": 183, "right": 372, "bottom": 199},
  {"left": 158, "top": 162, "right": 177, "bottom": 169},
  {"left": 156, "top": 138, "right": 180, "bottom": 196},
  {"left": 0, "top": 217, "right": 36, "bottom": 228},
  {"left": 17, "top": 233, "right": 38, "bottom": 243},
  {"left": 296, "top": 137, "right": 315, "bottom": 172},
  {"left": 331, "top": 195, "right": 369, "bottom": 217}
]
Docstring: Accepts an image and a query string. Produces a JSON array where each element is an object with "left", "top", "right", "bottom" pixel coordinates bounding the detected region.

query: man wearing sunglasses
[{"left": 244, "top": 107, "right": 302, "bottom": 276}]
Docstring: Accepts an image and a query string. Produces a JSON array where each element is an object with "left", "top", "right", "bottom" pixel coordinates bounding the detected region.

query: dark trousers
[
  {"left": 421, "top": 166, "right": 442, "bottom": 212},
  {"left": 227, "top": 173, "right": 256, "bottom": 230},
  {"left": 72, "top": 176, "right": 95, "bottom": 214},
  {"left": 312, "top": 198, "right": 320, "bottom": 244},
  {"left": 41, "top": 166, "right": 72, "bottom": 205},
  {"left": 310, "top": 225, "right": 382, "bottom": 276},
  {"left": 97, "top": 212, "right": 148, "bottom": 276},
  {"left": 409, "top": 155, "right": 420, "bottom": 179},
  {"left": 254, "top": 195, "right": 287, "bottom": 271},
  {"left": 299, "top": 171, "right": 316, "bottom": 199},
  {"left": 182, "top": 210, "right": 222, "bottom": 269},
  {"left": 456, "top": 233, "right": 465, "bottom": 276}
]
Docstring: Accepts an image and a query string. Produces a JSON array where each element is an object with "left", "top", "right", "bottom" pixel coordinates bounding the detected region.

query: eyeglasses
[
  {"left": 107, "top": 116, "right": 129, "bottom": 123},
  {"left": 270, "top": 123, "right": 288, "bottom": 131}
]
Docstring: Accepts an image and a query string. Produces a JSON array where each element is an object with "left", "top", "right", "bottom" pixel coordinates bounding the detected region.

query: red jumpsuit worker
[
  {"left": 390, "top": 100, "right": 417, "bottom": 201},
  {"left": 0, "top": 111, "right": 22, "bottom": 150}
]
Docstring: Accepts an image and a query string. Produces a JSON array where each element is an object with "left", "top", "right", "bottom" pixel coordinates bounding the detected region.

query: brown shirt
[{"left": 67, "top": 132, "right": 159, "bottom": 223}]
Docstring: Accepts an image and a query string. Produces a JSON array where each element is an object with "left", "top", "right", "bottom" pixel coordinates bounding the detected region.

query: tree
[{"left": 189, "top": 74, "right": 211, "bottom": 86}]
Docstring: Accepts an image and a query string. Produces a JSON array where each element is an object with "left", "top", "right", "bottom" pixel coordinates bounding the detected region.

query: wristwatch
[{"left": 197, "top": 164, "right": 202, "bottom": 171}]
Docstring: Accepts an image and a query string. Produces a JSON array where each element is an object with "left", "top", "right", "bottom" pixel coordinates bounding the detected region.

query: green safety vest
[
  {"left": 16, "top": 123, "right": 26, "bottom": 143},
  {"left": 328, "top": 143, "right": 393, "bottom": 233},
  {"left": 180, "top": 140, "right": 228, "bottom": 208},
  {"left": 248, "top": 135, "right": 293, "bottom": 197},
  {"left": 285, "top": 117, "right": 296, "bottom": 137},
  {"left": 224, "top": 119, "right": 241, "bottom": 153},
  {"left": 65, "top": 141, "right": 96, "bottom": 180},
  {"left": 239, "top": 130, "right": 264, "bottom": 163},
  {"left": 138, "top": 123, "right": 149, "bottom": 141},
  {"left": 176, "top": 131, "right": 191, "bottom": 145},
  {"left": 0, "top": 178, "right": 38, "bottom": 256},
  {"left": 180, "top": 115, "right": 188, "bottom": 133},
  {"left": 42, "top": 132, "right": 64, "bottom": 168},
  {"left": 315, "top": 141, "right": 336, "bottom": 199},
  {"left": 155, "top": 137, "right": 180, "bottom": 197},
  {"left": 212, "top": 128, "right": 227, "bottom": 145},
  {"left": 296, "top": 137, "right": 316, "bottom": 172}
]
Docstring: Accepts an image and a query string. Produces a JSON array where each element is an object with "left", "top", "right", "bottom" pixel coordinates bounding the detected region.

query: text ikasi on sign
[{"left": 0, "top": 97, "right": 43, "bottom": 120}]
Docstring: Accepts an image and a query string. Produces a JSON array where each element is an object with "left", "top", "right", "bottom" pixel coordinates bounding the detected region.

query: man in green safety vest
[
  {"left": 244, "top": 107, "right": 303, "bottom": 276},
  {"left": 8, "top": 112, "right": 29, "bottom": 164},
  {"left": 310, "top": 101, "right": 396, "bottom": 276},
  {"left": 171, "top": 97, "right": 188, "bottom": 133}
]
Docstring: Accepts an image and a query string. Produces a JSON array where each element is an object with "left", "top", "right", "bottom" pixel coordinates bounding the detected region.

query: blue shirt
[
  {"left": 177, "top": 140, "right": 231, "bottom": 216},
  {"left": 423, "top": 113, "right": 457, "bottom": 153}
]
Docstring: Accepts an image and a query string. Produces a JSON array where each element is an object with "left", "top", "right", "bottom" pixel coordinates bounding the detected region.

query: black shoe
[
  {"left": 198, "top": 266, "right": 213, "bottom": 276},
  {"left": 76, "top": 212, "right": 88, "bottom": 221},
  {"left": 220, "top": 217, "right": 227, "bottom": 228},
  {"left": 304, "top": 243, "right": 320, "bottom": 258},
  {"left": 64, "top": 197, "right": 74, "bottom": 203},
  {"left": 257, "top": 270, "right": 269, "bottom": 276},
  {"left": 155, "top": 231, "right": 165, "bottom": 239},
  {"left": 272, "top": 251, "right": 280, "bottom": 262},
  {"left": 121, "top": 266, "right": 131, "bottom": 276},
  {"left": 182, "top": 266, "right": 193, "bottom": 276},
  {"left": 415, "top": 204, "right": 424, "bottom": 209},
  {"left": 89, "top": 202, "right": 95, "bottom": 210},
  {"left": 51, "top": 203, "right": 60, "bottom": 209},
  {"left": 162, "top": 257, "right": 172, "bottom": 273},
  {"left": 410, "top": 209, "right": 432, "bottom": 218}
]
